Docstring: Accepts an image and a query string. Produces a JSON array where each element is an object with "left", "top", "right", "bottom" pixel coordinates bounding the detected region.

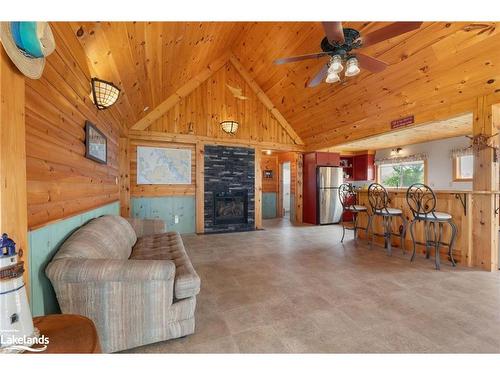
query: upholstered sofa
[{"left": 45, "top": 215, "right": 200, "bottom": 353}]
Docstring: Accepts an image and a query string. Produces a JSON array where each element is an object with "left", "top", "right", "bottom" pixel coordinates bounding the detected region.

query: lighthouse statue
[{"left": 0, "top": 233, "right": 36, "bottom": 352}]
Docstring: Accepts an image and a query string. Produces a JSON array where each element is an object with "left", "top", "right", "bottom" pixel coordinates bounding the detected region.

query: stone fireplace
[
  {"left": 213, "top": 190, "right": 248, "bottom": 225},
  {"left": 204, "top": 145, "right": 255, "bottom": 233}
]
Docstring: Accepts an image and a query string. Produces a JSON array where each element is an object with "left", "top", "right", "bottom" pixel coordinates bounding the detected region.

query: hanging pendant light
[
  {"left": 345, "top": 57, "right": 360, "bottom": 77},
  {"left": 220, "top": 120, "right": 239, "bottom": 135},
  {"left": 90, "top": 77, "right": 121, "bottom": 110}
]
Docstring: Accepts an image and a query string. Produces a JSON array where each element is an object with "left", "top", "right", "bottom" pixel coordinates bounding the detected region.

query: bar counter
[{"left": 355, "top": 188, "right": 472, "bottom": 265}]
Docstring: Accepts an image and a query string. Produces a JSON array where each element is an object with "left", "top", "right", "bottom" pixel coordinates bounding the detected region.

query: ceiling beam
[
  {"left": 228, "top": 53, "right": 304, "bottom": 145},
  {"left": 130, "top": 52, "right": 231, "bottom": 131}
]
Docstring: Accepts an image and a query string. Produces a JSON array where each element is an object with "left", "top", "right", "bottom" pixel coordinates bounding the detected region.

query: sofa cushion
[
  {"left": 53, "top": 215, "right": 137, "bottom": 261},
  {"left": 130, "top": 232, "right": 200, "bottom": 299}
]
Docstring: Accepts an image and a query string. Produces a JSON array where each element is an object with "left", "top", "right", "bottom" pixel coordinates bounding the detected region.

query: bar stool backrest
[
  {"left": 406, "top": 183, "right": 437, "bottom": 219},
  {"left": 368, "top": 183, "right": 389, "bottom": 214},
  {"left": 338, "top": 183, "right": 355, "bottom": 210}
]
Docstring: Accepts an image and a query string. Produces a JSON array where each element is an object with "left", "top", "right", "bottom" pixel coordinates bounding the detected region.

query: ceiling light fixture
[
  {"left": 91, "top": 77, "right": 121, "bottom": 110},
  {"left": 325, "top": 71, "right": 340, "bottom": 84},
  {"left": 266, "top": 150, "right": 272, "bottom": 155},
  {"left": 390, "top": 147, "right": 403, "bottom": 156},
  {"left": 220, "top": 120, "right": 239, "bottom": 135},
  {"left": 344, "top": 57, "right": 361, "bottom": 77},
  {"left": 328, "top": 55, "right": 343, "bottom": 74}
]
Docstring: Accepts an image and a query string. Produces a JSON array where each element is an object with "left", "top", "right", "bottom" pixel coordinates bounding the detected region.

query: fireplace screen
[{"left": 213, "top": 191, "right": 248, "bottom": 225}]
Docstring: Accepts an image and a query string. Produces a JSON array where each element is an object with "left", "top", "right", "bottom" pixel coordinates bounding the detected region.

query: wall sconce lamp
[
  {"left": 390, "top": 147, "right": 403, "bottom": 156},
  {"left": 91, "top": 77, "right": 121, "bottom": 110},
  {"left": 220, "top": 120, "right": 239, "bottom": 135}
]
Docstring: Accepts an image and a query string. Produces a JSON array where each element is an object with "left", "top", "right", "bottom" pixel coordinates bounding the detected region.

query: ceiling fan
[{"left": 274, "top": 22, "right": 423, "bottom": 87}]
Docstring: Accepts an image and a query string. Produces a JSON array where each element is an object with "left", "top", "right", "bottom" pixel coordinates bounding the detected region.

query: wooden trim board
[{"left": 128, "top": 129, "right": 305, "bottom": 152}]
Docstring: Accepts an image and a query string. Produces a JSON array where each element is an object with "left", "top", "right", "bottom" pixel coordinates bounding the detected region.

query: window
[
  {"left": 378, "top": 160, "right": 426, "bottom": 188},
  {"left": 453, "top": 154, "right": 473, "bottom": 181}
]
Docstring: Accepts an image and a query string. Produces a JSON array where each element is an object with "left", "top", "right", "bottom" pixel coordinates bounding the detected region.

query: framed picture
[
  {"left": 137, "top": 146, "right": 191, "bottom": 185},
  {"left": 263, "top": 170, "right": 273, "bottom": 179},
  {"left": 85, "top": 121, "right": 107, "bottom": 164}
]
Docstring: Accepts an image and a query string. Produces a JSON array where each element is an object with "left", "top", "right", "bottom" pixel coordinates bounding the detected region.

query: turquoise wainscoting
[
  {"left": 28, "top": 201, "right": 120, "bottom": 317},
  {"left": 131, "top": 196, "right": 195, "bottom": 234},
  {"left": 262, "top": 192, "right": 277, "bottom": 219}
]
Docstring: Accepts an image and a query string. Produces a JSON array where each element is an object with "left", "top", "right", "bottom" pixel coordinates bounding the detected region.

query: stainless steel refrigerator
[{"left": 317, "top": 166, "right": 344, "bottom": 224}]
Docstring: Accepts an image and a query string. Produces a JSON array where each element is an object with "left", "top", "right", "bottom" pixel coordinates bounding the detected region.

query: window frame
[
  {"left": 453, "top": 154, "right": 473, "bottom": 182},
  {"left": 376, "top": 159, "right": 428, "bottom": 188}
]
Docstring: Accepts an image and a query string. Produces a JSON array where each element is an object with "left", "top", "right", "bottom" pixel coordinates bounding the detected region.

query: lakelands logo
[{"left": 0, "top": 333, "right": 49, "bottom": 353}]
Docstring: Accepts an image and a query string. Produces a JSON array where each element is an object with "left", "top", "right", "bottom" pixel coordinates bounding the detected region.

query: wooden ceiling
[
  {"left": 65, "top": 21, "right": 500, "bottom": 148},
  {"left": 67, "top": 22, "right": 248, "bottom": 127},
  {"left": 326, "top": 112, "right": 472, "bottom": 153}
]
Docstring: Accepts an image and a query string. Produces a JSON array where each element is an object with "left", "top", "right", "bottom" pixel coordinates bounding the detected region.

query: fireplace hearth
[{"left": 213, "top": 191, "right": 248, "bottom": 225}]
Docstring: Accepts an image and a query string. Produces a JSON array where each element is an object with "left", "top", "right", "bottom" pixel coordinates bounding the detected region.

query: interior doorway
[{"left": 282, "top": 162, "right": 291, "bottom": 218}]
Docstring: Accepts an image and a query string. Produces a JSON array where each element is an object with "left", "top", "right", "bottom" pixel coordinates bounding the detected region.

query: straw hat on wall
[{"left": 0, "top": 22, "right": 55, "bottom": 79}]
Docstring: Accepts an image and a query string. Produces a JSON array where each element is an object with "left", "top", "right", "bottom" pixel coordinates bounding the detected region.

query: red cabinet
[
  {"left": 353, "top": 154, "right": 375, "bottom": 181},
  {"left": 340, "top": 153, "right": 375, "bottom": 182},
  {"left": 303, "top": 152, "right": 340, "bottom": 225},
  {"left": 316, "top": 152, "right": 340, "bottom": 166}
]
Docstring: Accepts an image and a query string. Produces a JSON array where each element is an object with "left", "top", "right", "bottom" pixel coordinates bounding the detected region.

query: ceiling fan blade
[
  {"left": 356, "top": 53, "right": 388, "bottom": 73},
  {"left": 359, "top": 22, "right": 423, "bottom": 48},
  {"left": 308, "top": 64, "right": 329, "bottom": 88},
  {"left": 322, "top": 22, "right": 345, "bottom": 44},
  {"left": 274, "top": 52, "right": 330, "bottom": 65}
]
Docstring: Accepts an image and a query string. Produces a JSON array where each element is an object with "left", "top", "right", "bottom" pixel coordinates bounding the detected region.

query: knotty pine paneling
[
  {"left": 25, "top": 24, "right": 125, "bottom": 229},
  {"left": 148, "top": 61, "right": 296, "bottom": 146},
  {"left": 231, "top": 22, "right": 500, "bottom": 148},
  {"left": 129, "top": 139, "right": 196, "bottom": 197},
  {"left": 261, "top": 154, "right": 279, "bottom": 193}
]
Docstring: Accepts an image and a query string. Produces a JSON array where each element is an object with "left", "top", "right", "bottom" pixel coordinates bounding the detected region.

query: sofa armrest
[
  {"left": 126, "top": 218, "right": 166, "bottom": 237},
  {"left": 46, "top": 258, "right": 175, "bottom": 283}
]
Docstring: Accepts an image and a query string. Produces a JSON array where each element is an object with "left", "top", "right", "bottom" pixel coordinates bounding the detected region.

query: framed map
[{"left": 137, "top": 146, "right": 191, "bottom": 184}]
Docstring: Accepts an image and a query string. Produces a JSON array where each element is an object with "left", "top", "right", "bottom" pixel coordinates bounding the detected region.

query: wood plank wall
[
  {"left": 25, "top": 23, "right": 125, "bottom": 229},
  {"left": 261, "top": 154, "right": 279, "bottom": 193},
  {"left": 148, "top": 61, "right": 297, "bottom": 146},
  {"left": 0, "top": 45, "right": 29, "bottom": 287},
  {"left": 129, "top": 139, "right": 196, "bottom": 197}
]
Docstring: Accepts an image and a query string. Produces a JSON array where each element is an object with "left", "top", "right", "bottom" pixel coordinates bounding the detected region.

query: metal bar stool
[
  {"left": 367, "top": 183, "right": 407, "bottom": 256},
  {"left": 338, "top": 183, "right": 370, "bottom": 242},
  {"left": 406, "top": 183, "right": 457, "bottom": 270}
]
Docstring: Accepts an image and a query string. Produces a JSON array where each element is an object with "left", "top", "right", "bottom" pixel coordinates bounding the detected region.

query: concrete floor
[{"left": 127, "top": 218, "right": 500, "bottom": 353}]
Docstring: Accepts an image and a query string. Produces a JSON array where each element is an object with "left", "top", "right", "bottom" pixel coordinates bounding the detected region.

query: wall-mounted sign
[{"left": 391, "top": 115, "right": 415, "bottom": 129}]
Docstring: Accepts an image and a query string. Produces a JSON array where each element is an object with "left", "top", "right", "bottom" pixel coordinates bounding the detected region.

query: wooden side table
[{"left": 25, "top": 314, "right": 101, "bottom": 354}]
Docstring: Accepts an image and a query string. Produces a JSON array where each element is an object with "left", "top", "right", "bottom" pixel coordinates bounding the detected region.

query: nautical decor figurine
[{"left": 0, "top": 233, "right": 37, "bottom": 352}]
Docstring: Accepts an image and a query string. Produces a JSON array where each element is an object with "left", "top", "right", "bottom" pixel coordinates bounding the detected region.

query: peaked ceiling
[{"left": 67, "top": 21, "right": 500, "bottom": 148}]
